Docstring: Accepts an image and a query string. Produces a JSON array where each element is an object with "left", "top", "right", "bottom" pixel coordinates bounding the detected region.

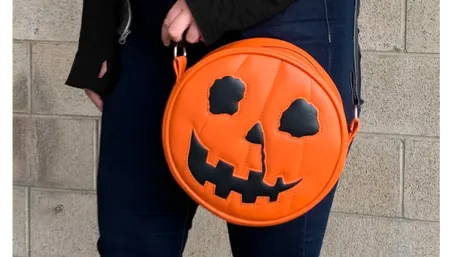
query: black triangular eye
[
  {"left": 209, "top": 76, "right": 245, "bottom": 115},
  {"left": 279, "top": 99, "right": 319, "bottom": 138}
]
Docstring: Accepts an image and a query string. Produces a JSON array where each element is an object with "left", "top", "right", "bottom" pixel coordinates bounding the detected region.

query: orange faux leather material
[{"left": 162, "top": 38, "right": 360, "bottom": 227}]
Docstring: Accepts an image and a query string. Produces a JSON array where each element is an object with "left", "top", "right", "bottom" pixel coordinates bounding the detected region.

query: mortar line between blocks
[
  {"left": 17, "top": 185, "right": 97, "bottom": 194},
  {"left": 27, "top": 42, "right": 32, "bottom": 115},
  {"left": 331, "top": 211, "right": 439, "bottom": 224},
  {"left": 401, "top": 0, "right": 408, "bottom": 51},
  {"left": 362, "top": 50, "right": 439, "bottom": 57},
  {"left": 94, "top": 120, "right": 98, "bottom": 190},
  {"left": 357, "top": 132, "right": 439, "bottom": 141},
  {"left": 13, "top": 112, "right": 101, "bottom": 120},
  {"left": 400, "top": 140, "right": 406, "bottom": 217},
  {"left": 26, "top": 187, "right": 31, "bottom": 257},
  {"left": 14, "top": 39, "right": 78, "bottom": 44}
]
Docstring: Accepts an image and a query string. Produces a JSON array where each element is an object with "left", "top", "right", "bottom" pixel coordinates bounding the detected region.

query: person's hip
[{"left": 238, "top": 0, "right": 361, "bottom": 123}]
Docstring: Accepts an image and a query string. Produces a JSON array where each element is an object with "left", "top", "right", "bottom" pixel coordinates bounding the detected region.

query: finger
[
  {"left": 162, "top": 7, "right": 183, "bottom": 46},
  {"left": 167, "top": 11, "right": 192, "bottom": 44},
  {"left": 161, "top": 24, "right": 171, "bottom": 46},
  {"left": 98, "top": 61, "right": 107, "bottom": 78},
  {"left": 163, "top": 6, "right": 182, "bottom": 28},
  {"left": 185, "top": 21, "right": 200, "bottom": 44},
  {"left": 85, "top": 89, "right": 103, "bottom": 111}
]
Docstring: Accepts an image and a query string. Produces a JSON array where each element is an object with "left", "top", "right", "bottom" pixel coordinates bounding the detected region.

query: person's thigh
[
  {"left": 96, "top": 31, "right": 201, "bottom": 257},
  {"left": 228, "top": 0, "right": 360, "bottom": 256}
]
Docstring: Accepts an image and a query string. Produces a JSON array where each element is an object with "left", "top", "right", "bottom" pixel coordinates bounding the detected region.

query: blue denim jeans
[{"left": 96, "top": 0, "right": 362, "bottom": 256}]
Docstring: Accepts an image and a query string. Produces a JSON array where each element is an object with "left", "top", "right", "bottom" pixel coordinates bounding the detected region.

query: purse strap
[{"left": 173, "top": 45, "right": 188, "bottom": 80}]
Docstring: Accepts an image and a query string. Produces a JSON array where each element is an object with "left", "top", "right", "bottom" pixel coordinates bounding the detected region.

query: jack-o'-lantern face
[
  {"left": 188, "top": 76, "right": 319, "bottom": 203},
  {"left": 163, "top": 51, "right": 348, "bottom": 226}
]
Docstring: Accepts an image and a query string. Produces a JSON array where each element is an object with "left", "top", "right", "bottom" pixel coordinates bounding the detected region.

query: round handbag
[{"left": 162, "top": 38, "right": 360, "bottom": 227}]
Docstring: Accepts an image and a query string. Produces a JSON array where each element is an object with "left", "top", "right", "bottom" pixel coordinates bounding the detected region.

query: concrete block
[
  {"left": 13, "top": 117, "right": 95, "bottom": 190},
  {"left": 360, "top": 54, "right": 439, "bottom": 136},
  {"left": 358, "top": 0, "right": 404, "bottom": 51},
  {"left": 184, "top": 208, "right": 231, "bottom": 257},
  {"left": 13, "top": 187, "right": 27, "bottom": 257},
  {"left": 333, "top": 136, "right": 401, "bottom": 217},
  {"left": 13, "top": 42, "right": 29, "bottom": 112},
  {"left": 321, "top": 214, "right": 439, "bottom": 257},
  {"left": 30, "top": 190, "right": 98, "bottom": 257},
  {"left": 31, "top": 43, "right": 100, "bottom": 116},
  {"left": 13, "top": 0, "right": 82, "bottom": 41},
  {"left": 406, "top": 0, "right": 440, "bottom": 53},
  {"left": 404, "top": 140, "right": 439, "bottom": 221}
]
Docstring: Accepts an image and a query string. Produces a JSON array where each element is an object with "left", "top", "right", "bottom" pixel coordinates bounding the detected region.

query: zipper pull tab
[{"left": 118, "top": 30, "right": 131, "bottom": 45}]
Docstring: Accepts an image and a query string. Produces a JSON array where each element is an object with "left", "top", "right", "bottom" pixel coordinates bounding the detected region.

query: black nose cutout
[{"left": 246, "top": 123, "right": 264, "bottom": 145}]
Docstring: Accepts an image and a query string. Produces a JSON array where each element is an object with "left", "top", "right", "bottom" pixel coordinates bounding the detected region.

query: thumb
[
  {"left": 85, "top": 89, "right": 103, "bottom": 111},
  {"left": 99, "top": 61, "right": 107, "bottom": 78}
]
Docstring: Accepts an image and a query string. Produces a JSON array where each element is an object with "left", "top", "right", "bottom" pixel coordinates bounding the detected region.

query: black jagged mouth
[{"left": 187, "top": 130, "right": 302, "bottom": 204}]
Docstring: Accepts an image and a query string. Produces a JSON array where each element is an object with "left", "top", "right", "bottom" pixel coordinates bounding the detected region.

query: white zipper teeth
[
  {"left": 353, "top": 0, "right": 360, "bottom": 104},
  {"left": 118, "top": 0, "right": 132, "bottom": 45}
]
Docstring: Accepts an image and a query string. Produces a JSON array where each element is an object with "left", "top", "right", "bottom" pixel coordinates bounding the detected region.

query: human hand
[
  {"left": 84, "top": 60, "right": 107, "bottom": 111},
  {"left": 161, "top": 0, "right": 203, "bottom": 46}
]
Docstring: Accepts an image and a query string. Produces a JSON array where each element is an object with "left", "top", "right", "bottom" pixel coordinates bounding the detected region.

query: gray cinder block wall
[{"left": 13, "top": 0, "right": 440, "bottom": 256}]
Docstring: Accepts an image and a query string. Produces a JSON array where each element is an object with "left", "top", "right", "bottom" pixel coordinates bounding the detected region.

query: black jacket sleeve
[
  {"left": 65, "top": 0, "right": 118, "bottom": 96},
  {"left": 187, "top": 0, "right": 296, "bottom": 45},
  {"left": 65, "top": 0, "right": 295, "bottom": 96}
]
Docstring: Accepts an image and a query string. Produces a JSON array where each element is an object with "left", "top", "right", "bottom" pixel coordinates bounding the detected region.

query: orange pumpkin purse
[{"left": 162, "top": 38, "right": 360, "bottom": 227}]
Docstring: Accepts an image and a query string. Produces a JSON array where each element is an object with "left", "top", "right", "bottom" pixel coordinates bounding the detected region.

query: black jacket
[{"left": 65, "top": 0, "right": 296, "bottom": 97}]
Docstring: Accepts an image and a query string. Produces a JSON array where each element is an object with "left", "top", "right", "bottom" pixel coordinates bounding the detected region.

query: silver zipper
[
  {"left": 118, "top": 0, "right": 132, "bottom": 45},
  {"left": 352, "top": 0, "right": 361, "bottom": 115},
  {"left": 118, "top": 29, "right": 131, "bottom": 45},
  {"left": 323, "top": 0, "right": 332, "bottom": 43},
  {"left": 353, "top": 0, "right": 359, "bottom": 83}
]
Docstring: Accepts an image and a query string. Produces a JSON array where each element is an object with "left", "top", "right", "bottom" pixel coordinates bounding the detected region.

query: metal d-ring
[{"left": 174, "top": 45, "right": 187, "bottom": 59}]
